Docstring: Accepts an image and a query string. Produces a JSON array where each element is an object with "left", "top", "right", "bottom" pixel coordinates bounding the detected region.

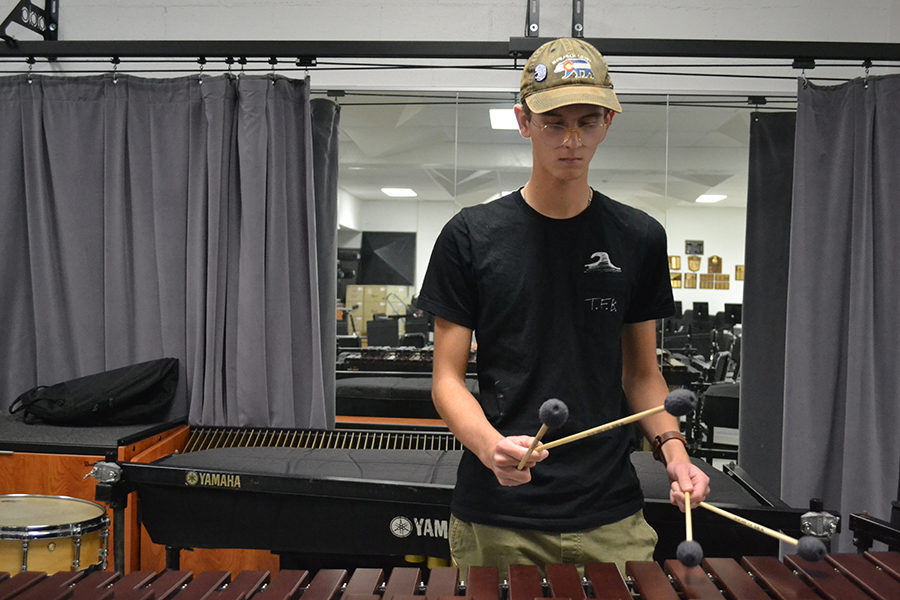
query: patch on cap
[
  {"left": 554, "top": 57, "right": 594, "bottom": 80},
  {"left": 534, "top": 63, "right": 547, "bottom": 82}
]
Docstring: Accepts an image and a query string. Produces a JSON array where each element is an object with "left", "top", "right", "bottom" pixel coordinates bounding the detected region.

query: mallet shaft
[
  {"left": 541, "top": 405, "right": 665, "bottom": 451},
  {"left": 685, "top": 491, "right": 693, "bottom": 541},
  {"left": 699, "top": 501, "right": 799, "bottom": 545},
  {"left": 516, "top": 423, "right": 549, "bottom": 470}
]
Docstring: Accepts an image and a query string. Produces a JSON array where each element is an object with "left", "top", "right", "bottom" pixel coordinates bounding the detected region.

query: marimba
[{"left": 2, "top": 551, "right": 899, "bottom": 600}]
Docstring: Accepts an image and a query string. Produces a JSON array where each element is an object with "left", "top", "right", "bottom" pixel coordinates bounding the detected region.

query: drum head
[{"left": 0, "top": 494, "right": 107, "bottom": 536}]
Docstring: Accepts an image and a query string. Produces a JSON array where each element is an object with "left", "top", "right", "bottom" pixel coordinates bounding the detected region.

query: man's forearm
[{"left": 433, "top": 376, "right": 503, "bottom": 466}]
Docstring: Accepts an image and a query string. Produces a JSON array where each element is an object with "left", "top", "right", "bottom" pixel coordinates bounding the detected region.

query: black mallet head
[
  {"left": 796, "top": 536, "right": 827, "bottom": 561},
  {"left": 539, "top": 398, "right": 569, "bottom": 429},
  {"left": 676, "top": 539, "right": 704, "bottom": 567},
  {"left": 664, "top": 389, "right": 698, "bottom": 417}
]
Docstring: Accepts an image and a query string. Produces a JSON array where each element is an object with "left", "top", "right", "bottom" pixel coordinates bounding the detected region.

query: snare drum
[{"left": 0, "top": 494, "right": 109, "bottom": 573}]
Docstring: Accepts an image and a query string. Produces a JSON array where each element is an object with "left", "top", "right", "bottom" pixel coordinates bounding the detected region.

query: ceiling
[{"left": 328, "top": 90, "right": 797, "bottom": 216}]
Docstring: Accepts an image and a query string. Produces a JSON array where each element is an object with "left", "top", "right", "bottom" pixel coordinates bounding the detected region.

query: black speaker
[{"left": 366, "top": 318, "right": 399, "bottom": 347}]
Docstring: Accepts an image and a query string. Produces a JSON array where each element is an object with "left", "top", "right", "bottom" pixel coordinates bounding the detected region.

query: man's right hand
[{"left": 484, "top": 435, "right": 549, "bottom": 486}]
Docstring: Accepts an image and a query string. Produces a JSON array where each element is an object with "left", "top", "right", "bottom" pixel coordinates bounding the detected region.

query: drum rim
[{"left": 0, "top": 493, "right": 110, "bottom": 539}]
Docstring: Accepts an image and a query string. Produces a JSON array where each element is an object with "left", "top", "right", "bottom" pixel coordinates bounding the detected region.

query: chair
[
  {"left": 713, "top": 328, "right": 734, "bottom": 354},
  {"left": 695, "top": 382, "right": 740, "bottom": 464},
  {"left": 712, "top": 351, "right": 730, "bottom": 382},
  {"left": 730, "top": 335, "right": 742, "bottom": 379},
  {"left": 712, "top": 311, "right": 729, "bottom": 330},
  {"left": 690, "top": 332, "right": 713, "bottom": 359}
]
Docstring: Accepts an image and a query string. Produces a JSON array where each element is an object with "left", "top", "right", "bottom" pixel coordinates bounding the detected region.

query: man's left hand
[{"left": 666, "top": 461, "right": 711, "bottom": 511}]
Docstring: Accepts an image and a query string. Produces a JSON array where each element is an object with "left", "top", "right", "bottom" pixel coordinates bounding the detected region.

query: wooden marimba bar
[{"left": 1, "top": 551, "right": 899, "bottom": 600}]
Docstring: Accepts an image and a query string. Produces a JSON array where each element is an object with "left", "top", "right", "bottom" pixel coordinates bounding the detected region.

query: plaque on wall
[
  {"left": 708, "top": 255, "right": 722, "bottom": 274},
  {"left": 699, "top": 274, "right": 715, "bottom": 289},
  {"left": 668, "top": 256, "right": 681, "bottom": 270},
  {"left": 670, "top": 273, "right": 682, "bottom": 288},
  {"left": 685, "top": 240, "right": 704, "bottom": 255},
  {"left": 735, "top": 265, "right": 745, "bottom": 281},
  {"left": 687, "top": 255, "right": 702, "bottom": 272},
  {"left": 684, "top": 273, "right": 697, "bottom": 288},
  {"left": 714, "top": 274, "right": 730, "bottom": 290}
]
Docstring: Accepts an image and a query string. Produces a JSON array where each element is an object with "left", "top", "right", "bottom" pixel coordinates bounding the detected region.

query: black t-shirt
[{"left": 417, "top": 189, "right": 674, "bottom": 532}]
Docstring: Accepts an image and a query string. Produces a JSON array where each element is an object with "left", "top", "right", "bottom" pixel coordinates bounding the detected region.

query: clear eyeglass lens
[{"left": 540, "top": 122, "right": 604, "bottom": 147}]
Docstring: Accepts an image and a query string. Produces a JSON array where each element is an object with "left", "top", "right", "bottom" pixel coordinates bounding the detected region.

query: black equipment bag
[{"left": 9, "top": 357, "right": 179, "bottom": 425}]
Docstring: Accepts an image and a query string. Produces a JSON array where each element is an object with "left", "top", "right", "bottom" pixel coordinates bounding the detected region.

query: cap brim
[{"left": 525, "top": 85, "right": 622, "bottom": 114}]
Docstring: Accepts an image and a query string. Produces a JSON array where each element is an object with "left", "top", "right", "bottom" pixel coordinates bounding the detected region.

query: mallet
[
  {"left": 541, "top": 389, "right": 697, "bottom": 451},
  {"left": 698, "top": 501, "right": 827, "bottom": 561},
  {"left": 516, "top": 398, "right": 569, "bottom": 471},
  {"left": 676, "top": 490, "right": 704, "bottom": 567}
]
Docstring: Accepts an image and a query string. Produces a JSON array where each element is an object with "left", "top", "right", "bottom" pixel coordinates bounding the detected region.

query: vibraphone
[
  {"left": 92, "top": 434, "right": 813, "bottom": 573},
  {"left": 3, "top": 552, "right": 899, "bottom": 600}
]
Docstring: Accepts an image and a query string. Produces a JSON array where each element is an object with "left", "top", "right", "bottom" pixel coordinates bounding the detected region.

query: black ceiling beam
[
  {"left": 0, "top": 37, "right": 898, "bottom": 62},
  {"left": 512, "top": 37, "right": 900, "bottom": 62},
  {"left": 0, "top": 40, "right": 510, "bottom": 59}
]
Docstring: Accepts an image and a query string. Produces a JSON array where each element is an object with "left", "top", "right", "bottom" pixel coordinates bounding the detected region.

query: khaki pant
[{"left": 449, "top": 510, "right": 657, "bottom": 579}]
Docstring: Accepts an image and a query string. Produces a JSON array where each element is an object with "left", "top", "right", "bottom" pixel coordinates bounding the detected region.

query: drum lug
[
  {"left": 85, "top": 461, "right": 122, "bottom": 483},
  {"left": 99, "top": 522, "right": 110, "bottom": 570},
  {"left": 72, "top": 524, "right": 83, "bottom": 570},
  {"left": 20, "top": 539, "right": 29, "bottom": 572}
]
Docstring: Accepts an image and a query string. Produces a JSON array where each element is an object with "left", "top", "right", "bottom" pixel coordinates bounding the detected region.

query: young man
[{"left": 416, "top": 37, "right": 710, "bottom": 574}]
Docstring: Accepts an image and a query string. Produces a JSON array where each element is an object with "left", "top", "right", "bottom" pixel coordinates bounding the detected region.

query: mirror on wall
[
  {"left": 328, "top": 88, "right": 797, "bottom": 405},
  {"left": 327, "top": 90, "right": 795, "bottom": 309}
]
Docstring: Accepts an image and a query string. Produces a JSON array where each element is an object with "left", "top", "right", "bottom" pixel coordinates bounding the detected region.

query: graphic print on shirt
[
  {"left": 583, "top": 251, "right": 621, "bottom": 273},
  {"left": 583, "top": 251, "right": 624, "bottom": 319}
]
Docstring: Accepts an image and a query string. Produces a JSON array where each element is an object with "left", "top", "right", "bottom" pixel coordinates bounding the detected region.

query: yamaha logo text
[
  {"left": 185, "top": 470, "right": 242, "bottom": 489},
  {"left": 389, "top": 516, "right": 448, "bottom": 539}
]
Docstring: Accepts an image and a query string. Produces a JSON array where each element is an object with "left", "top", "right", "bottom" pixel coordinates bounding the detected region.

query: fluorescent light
[
  {"left": 381, "top": 187, "right": 418, "bottom": 198},
  {"left": 695, "top": 194, "right": 727, "bottom": 204},
  {"left": 489, "top": 108, "right": 519, "bottom": 130}
]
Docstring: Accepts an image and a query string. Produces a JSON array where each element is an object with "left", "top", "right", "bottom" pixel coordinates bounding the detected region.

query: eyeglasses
[{"left": 534, "top": 119, "right": 607, "bottom": 147}]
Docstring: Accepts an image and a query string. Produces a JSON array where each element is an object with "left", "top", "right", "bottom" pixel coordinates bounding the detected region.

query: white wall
[
  {"left": 663, "top": 206, "right": 747, "bottom": 315},
  {"left": 413, "top": 202, "right": 462, "bottom": 293},
  {"left": 336, "top": 188, "right": 361, "bottom": 233},
  {"left": 56, "top": 1, "right": 900, "bottom": 49}
]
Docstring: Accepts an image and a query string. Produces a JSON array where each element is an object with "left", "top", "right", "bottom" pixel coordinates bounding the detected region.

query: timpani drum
[{"left": 0, "top": 494, "right": 109, "bottom": 573}]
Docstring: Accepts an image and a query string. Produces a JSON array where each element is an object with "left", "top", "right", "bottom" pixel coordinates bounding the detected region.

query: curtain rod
[{"left": 1, "top": 38, "right": 898, "bottom": 62}]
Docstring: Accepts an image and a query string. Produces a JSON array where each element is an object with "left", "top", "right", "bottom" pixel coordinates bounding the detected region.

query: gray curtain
[
  {"left": 310, "top": 98, "right": 341, "bottom": 428},
  {"left": 740, "top": 112, "right": 796, "bottom": 497},
  {"left": 0, "top": 73, "right": 339, "bottom": 429},
  {"left": 782, "top": 74, "right": 900, "bottom": 551}
]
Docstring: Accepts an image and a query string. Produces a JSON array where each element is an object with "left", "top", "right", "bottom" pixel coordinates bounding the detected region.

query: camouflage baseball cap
[{"left": 520, "top": 37, "right": 622, "bottom": 114}]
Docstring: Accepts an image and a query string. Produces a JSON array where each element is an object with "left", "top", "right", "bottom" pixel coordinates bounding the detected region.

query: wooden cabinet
[{"left": 0, "top": 418, "right": 183, "bottom": 572}]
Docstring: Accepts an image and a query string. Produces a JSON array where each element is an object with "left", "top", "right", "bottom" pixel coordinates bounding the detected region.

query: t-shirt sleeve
[
  {"left": 415, "top": 213, "right": 479, "bottom": 330},
  {"left": 624, "top": 216, "right": 675, "bottom": 323}
]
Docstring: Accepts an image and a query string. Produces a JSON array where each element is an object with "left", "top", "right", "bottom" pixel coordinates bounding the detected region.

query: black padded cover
[{"left": 156, "top": 446, "right": 459, "bottom": 486}]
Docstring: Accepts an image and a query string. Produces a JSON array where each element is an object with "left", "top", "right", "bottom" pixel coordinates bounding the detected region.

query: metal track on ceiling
[{"left": 1, "top": 37, "right": 898, "bottom": 63}]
